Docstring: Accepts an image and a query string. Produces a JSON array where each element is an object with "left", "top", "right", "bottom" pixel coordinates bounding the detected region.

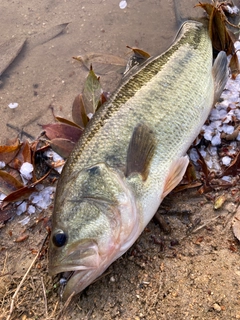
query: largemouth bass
[{"left": 48, "top": 20, "right": 228, "bottom": 300}]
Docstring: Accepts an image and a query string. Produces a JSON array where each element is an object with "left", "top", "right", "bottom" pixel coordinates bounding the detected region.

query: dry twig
[
  {"left": 41, "top": 276, "right": 48, "bottom": 318},
  {"left": 56, "top": 291, "right": 75, "bottom": 320}
]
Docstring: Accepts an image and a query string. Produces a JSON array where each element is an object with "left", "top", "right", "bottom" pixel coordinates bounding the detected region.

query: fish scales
[{"left": 49, "top": 20, "right": 228, "bottom": 300}]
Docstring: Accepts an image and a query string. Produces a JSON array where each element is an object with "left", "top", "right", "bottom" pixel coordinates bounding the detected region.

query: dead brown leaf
[
  {"left": 42, "top": 123, "right": 82, "bottom": 143},
  {"left": 50, "top": 138, "right": 76, "bottom": 159},
  {"left": 54, "top": 116, "right": 82, "bottom": 129},
  {"left": 1, "top": 185, "right": 37, "bottom": 205},
  {"left": 0, "top": 138, "right": 21, "bottom": 164},
  {"left": 126, "top": 46, "right": 151, "bottom": 59},
  {"left": 8, "top": 140, "right": 32, "bottom": 170},
  {"left": 72, "top": 94, "right": 89, "bottom": 129},
  {"left": 0, "top": 204, "right": 16, "bottom": 222},
  {"left": 220, "top": 150, "right": 240, "bottom": 177},
  {"left": 0, "top": 170, "right": 23, "bottom": 195},
  {"left": 73, "top": 53, "right": 126, "bottom": 75},
  {"left": 196, "top": 1, "right": 240, "bottom": 78}
]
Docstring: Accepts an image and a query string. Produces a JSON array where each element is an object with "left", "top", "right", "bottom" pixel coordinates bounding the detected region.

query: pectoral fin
[
  {"left": 212, "top": 51, "right": 228, "bottom": 104},
  {"left": 126, "top": 124, "right": 156, "bottom": 181},
  {"left": 162, "top": 155, "right": 189, "bottom": 199}
]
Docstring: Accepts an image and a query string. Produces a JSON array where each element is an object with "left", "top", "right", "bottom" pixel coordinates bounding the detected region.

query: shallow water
[{"left": 0, "top": 0, "right": 231, "bottom": 143}]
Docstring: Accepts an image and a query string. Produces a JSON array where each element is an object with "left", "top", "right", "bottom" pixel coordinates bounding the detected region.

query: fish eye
[{"left": 52, "top": 230, "right": 67, "bottom": 247}]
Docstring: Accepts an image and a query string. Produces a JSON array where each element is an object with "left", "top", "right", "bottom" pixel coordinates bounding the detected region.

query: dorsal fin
[
  {"left": 212, "top": 51, "right": 228, "bottom": 104},
  {"left": 126, "top": 124, "right": 156, "bottom": 181}
]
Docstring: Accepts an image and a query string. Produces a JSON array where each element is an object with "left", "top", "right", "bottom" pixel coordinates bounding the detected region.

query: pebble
[{"left": 213, "top": 302, "right": 222, "bottom": 312}]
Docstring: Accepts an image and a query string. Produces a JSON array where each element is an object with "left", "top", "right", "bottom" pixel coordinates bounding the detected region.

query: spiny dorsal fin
[
  {"left": 126, "top": 123, "right": 156, "bottom": 181},
  {"left": 162, "top": 155, "right": 189, "bottom": 199},
  {"left": 212, "top": 51, "right": 228, "bottom": 104}
]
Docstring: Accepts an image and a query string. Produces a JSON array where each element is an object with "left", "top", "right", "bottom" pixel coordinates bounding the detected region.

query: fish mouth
[
  {"left": 48, "top": 238, "right": 105, "bottom": 300},
  {"left": 58, "top": 267, "right": 102, "bottom": 301}
]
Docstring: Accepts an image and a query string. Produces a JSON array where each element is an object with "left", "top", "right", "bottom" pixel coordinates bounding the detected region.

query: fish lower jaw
[{"left": 60, "top": 262, "right": 111, "bottom": 301}]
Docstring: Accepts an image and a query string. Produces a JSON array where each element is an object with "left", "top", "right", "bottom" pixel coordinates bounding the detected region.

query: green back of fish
[{"left": 56, "top": 21, "right": 213, "bottom": 195}]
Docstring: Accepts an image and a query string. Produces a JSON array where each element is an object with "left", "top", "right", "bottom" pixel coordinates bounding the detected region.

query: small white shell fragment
[
  {"left": 222, "top": 156, "right": 231, "bottom": 166},
  {"left": 119, "top": 0, "right": 127, "bottom": 9},
  {"left": 19, "top": 216, "right": 30, "bottom": 226},
  {"left": 199, "top": 148, "right": 206, "bottom": 158},
  {"left": 222, "top": 124, "right": 234, "bottom": 134},
  {"left": 20, "top": 162, "right": 34, "bottom": 180},
  {"left": 16, "top": 201, "right": 27, "bottom": 215},
  {"left": 203, "top": 129, "right": 212, "bottom": 141},
  {"left": 0, "top": 193, "right": 6, "bottom": 201},
  {"left": 87, "top": 113, "right": 93, "bottom": 119},
  {"left": 225, "top": 5, "right": 239, "bottom": 15},
  {"left": 222, "top": 175, "right": 232, "bottom": 182},
  {"left": 211, "top": 133, "right": 221, "bottom": 146},
  {"left": 205, "top": 159, "right": 213, "bottom": 169},
  {"left": 30, "top": 186, "right": 55, "bottom": 210},
  {"left": 8, "top": 102, "right": 18, "bottom": 109},
  {"left": 44, "top": 150, "right": 64, "bottom": 174},
  {"left": 28, "top": 205, "right": 36, "bottom": 215},
  {"left": 189, "top": 148, "right": 199, "bottom": 164},
  {"left": 44, "top": 150, "right": 63, "bottom": 162},
  {"left": 0, "top": 161, "right": 5, "bottom": 169}
]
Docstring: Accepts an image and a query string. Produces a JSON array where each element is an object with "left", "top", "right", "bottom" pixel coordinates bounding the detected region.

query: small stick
[
  {"left": 41, "top": 276, "right": 48, "bottom": 318},
  {"left": 191, "top": 215, "right": 220, "bottom": 233},
  {"left": 56, "top": 291, "right": 75, "bottom": 320}
]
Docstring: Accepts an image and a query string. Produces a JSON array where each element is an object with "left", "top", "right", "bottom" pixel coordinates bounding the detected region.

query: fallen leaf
[
  {"left": 196, "top": 1, "right": 240, "bottom": 79},
  {"left": 2, "top": 185, "right": 37, "bottom": 205},
  {"left": 220, "top": 150, "right": 240, "bottom": 177},
  {"left": 196, "top": 2, "right": 236, "bottom": 54},
  {"left": 74, "top": 53, "right": 126, "bottom": 75},
  {"left": 50, "top": 138, "right": 76, "bottom": 159},
  {"left": 54, "top": 116, "right": 82, "bottom": 129},
  {"left": 82, "top": 67, "right": 102, "bottom": 115},
  {"left": 42, "top": 123, "right": 82, "bottom": 143},
  {"left": 229, "top": 52, "right": 240, "bottom": 79},
  {"left": 72, "top": 94, "right": 89, "bottom": 128},
  {"left": 0, "top": 138, "right": 21, "bottom": 164},
  {"left": 8, "top": 140, "right": 32, "bottom": 170},
  {"left": 126, "top": 46, "right": 151, "bottom": 59},
  {"left": 0, "top": 170, "right": 23, "bottom": 195},
  {"left": 15, "top": 234, "right": 29, "bottom": 243},
  {"left": 173, "top": 181, "right": 202, "bottom": 193},
  {"left": 197, "top": 149, "right": 210, "bottom": 183},
  {"left": 0, "top": 205, "right": 16, "bottom": 223},
  {"left": 123, "top": 46, "right": 151, "bottom": 77}
]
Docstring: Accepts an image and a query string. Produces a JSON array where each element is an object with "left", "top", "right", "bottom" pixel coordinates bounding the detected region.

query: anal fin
[
  {"left": 212, "top": 51, "right": 228, "bottom": 104},
  {"left": 126, "top": 124, "right": 156, "bottom": 181},
  {"left": 162, "top": 155, "right": 189, "bottom": 199}
]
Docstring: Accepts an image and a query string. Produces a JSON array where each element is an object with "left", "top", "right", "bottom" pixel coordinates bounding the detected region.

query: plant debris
[{"left": 196, "top": 1, "right": 240, "bottom": 78}]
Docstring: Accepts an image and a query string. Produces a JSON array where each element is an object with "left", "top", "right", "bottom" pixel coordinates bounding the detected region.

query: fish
[{"left": 48, "top": 20, "right": 228, "bottom": 301}]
